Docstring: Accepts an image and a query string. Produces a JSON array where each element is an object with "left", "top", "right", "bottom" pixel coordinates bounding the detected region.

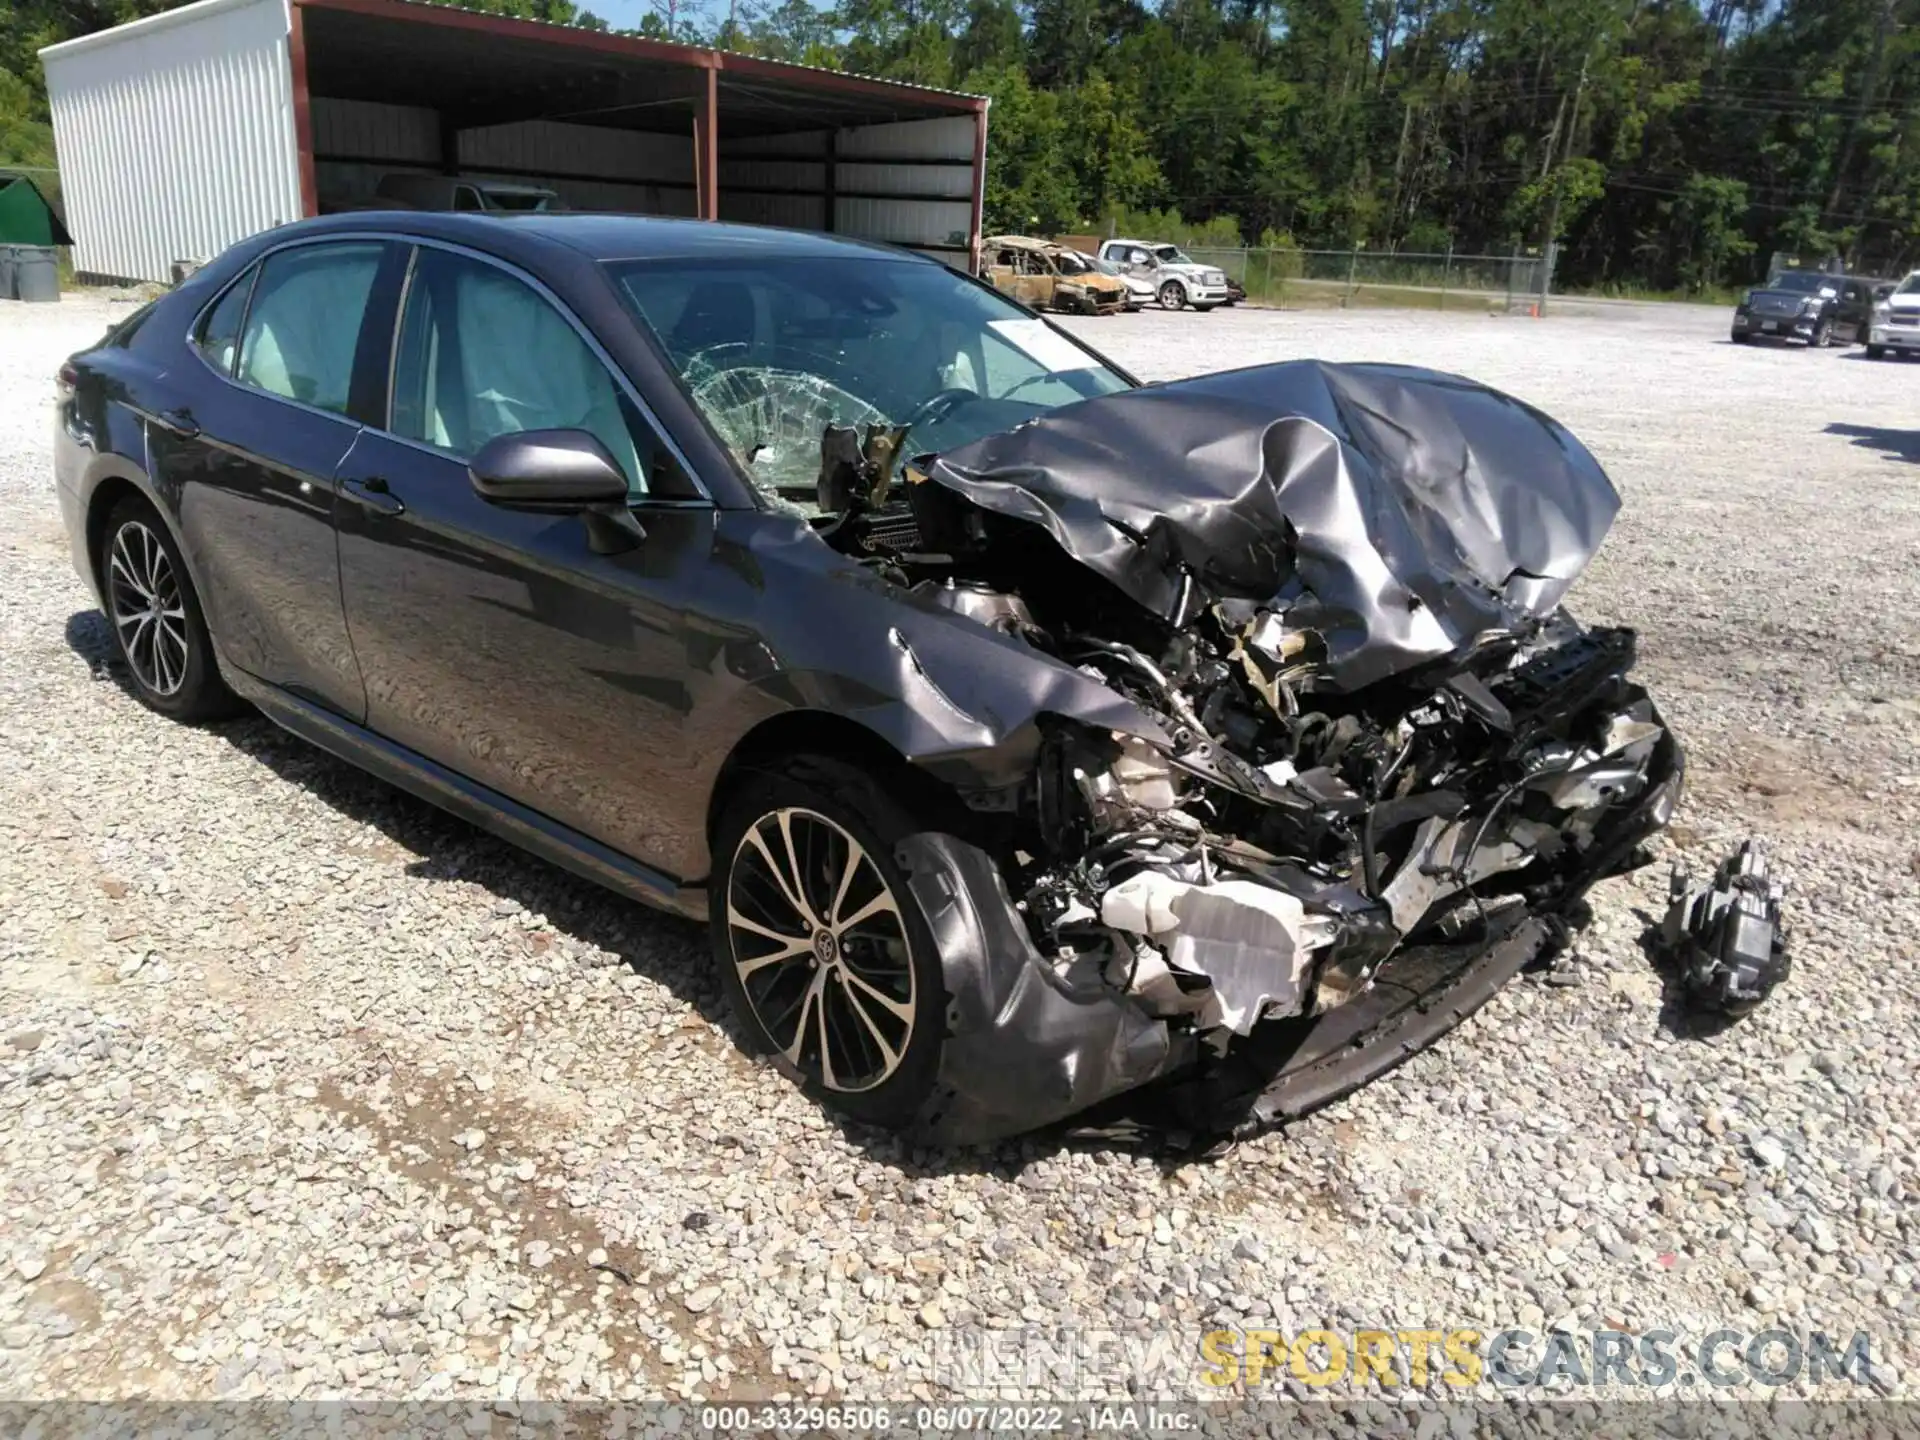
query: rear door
[{"left": 152, "top": 239, "right": 399, "bottom": 716}]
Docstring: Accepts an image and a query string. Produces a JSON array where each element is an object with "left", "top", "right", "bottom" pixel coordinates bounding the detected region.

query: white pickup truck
[
  {"left": 1097, "top": 239, "right": 1230, "bottom": 311},
  {"left": 1866, "top": 272, "right": 1920, "bottom": 360}
]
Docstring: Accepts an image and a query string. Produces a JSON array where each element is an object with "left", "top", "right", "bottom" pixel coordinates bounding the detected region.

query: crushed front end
[{"left": 815, "top": 361, "right": 1685, "bottom": 1144}]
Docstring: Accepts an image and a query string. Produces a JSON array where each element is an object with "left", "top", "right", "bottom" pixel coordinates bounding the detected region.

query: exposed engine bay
[{"left": 801, "top": 361, "right": 1694, "bottom": 1139}]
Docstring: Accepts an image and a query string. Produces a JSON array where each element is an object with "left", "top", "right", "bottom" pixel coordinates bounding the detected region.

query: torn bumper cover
[
  {"left": 904, "top": 733, "right": 1680, "bottom": 1145},
  {"left": 864, "top": 361, "right": 1698, "bottom": 1145}
]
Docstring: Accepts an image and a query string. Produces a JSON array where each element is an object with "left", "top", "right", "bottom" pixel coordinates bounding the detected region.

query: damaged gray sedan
[
  {"left": 618, "top": 237, "right": 1683, "bottom": 1145},
  {"left": 66, "top": 218, "right": 1682, "bottom": 1147}
]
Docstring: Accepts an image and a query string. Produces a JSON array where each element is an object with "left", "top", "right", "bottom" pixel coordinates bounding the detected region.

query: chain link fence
[{"left": 1182, "top": 246, "right": 1553, "bottom": 312}]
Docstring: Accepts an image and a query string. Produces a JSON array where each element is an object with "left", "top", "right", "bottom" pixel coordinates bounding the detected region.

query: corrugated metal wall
[
  {"left": 719, "top": 115, "right": 977, "bottom": 260},
  {"left": 41, "top": 0, "right": 301, "bottom": 283},
  {"left": 311, "top": 99, "right": 700, "bottom": 217}
]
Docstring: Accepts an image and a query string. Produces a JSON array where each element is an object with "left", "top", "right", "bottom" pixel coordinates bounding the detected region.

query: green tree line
[{"left": 7, "top": 0, "right": 1919, "bottom": 289}]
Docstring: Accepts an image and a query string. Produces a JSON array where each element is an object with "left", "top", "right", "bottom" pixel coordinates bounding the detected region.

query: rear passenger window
[
  {"left": 235, "top": 243, "right": 384, "bottom": 414},
  {"left": 194, "top": 270, "right": 254, "bottom": 376}
]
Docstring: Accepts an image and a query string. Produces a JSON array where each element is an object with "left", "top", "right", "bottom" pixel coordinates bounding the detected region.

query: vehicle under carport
[{"left": 41, "top": 0, "right": 988, "bottom": 285}]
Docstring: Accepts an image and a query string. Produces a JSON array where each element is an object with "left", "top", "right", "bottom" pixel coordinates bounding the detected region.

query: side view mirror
[{"left": 469, "top": 428, "right": 644, "bottom": 553}]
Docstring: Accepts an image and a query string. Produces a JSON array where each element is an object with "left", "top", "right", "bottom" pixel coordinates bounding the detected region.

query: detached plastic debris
[
  {"left": 1660, "top": 838, "right": 1789, "bottom": 1016},
  {"left": 1100, "top": 872, "right": 1334, "bottom": 1034}
]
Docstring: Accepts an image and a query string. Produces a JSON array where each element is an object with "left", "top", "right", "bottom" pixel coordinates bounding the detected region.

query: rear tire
[
  {"left": 96, "top": 495, "right": 240, "bottom": 723},
  {"left": 1158, "top": 280, "right": 1187, "bottom": 310},
  {"left": 709, "top": 755, "right": 946, "bottom": 1129}
]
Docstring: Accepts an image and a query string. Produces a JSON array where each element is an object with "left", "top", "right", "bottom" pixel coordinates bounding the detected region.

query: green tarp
[{"left": 0, "top": 176, "right": 73, "bottom": 247}]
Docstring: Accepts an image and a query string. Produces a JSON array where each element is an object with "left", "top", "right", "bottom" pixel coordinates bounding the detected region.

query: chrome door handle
[
  {"left": 342, "top": 475, "right": 405, "bottom": 517},
  {"left": 152, "top": 406, "right": 199, "bottom": 439}
]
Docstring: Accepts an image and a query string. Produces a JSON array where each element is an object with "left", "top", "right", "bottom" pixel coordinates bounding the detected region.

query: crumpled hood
[{"left": 921, "top": 360, "right": 1621, "bottom": 689}]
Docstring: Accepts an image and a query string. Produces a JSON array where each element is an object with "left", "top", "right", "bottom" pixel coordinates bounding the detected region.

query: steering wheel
[
  {"left": 998, "top": 372, "right": 1070, "bottom": 404},
  {"left": 900, "top": 387, "right": 982, "bottom": 434}
]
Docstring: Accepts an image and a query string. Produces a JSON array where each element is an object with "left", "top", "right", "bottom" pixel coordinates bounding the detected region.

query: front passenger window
[
  {"left": 235, "top": 242, "right": 384, "bottom": 414},
  {"left": 390, "top": 247, "right": 649, "bottom": 494}
]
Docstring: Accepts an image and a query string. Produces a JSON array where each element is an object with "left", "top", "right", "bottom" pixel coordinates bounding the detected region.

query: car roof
[{"left": 271, "top": 212, "right": 935, "bottom": 266}]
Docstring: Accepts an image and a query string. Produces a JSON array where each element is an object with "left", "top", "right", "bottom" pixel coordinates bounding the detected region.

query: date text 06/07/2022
[{"left": 699, "top": 1404, "right": 1197, "bottom": 1432}]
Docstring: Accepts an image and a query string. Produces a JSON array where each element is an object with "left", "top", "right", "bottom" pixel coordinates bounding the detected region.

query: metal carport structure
[{"left": 42, "top": 0, "right": 988, "bottom": 285}]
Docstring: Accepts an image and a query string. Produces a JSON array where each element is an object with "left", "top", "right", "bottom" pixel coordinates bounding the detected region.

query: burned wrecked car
[
  {"left": 982, "top": 235, "right": 1130, "bottom": 315},
  {"left": 58, "top": 216, "right": 1683, "bottom": 1145}
]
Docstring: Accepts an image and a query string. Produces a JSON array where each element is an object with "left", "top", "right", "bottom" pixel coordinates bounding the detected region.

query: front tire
[
  {"left": 97, "top": 496, "right": 239, "bottom": 722},
  {"left": 1158, "top": 280, "right": 1187, "bottom": 310},
  {"left": 1812, "top": 319, "right": 1833, "bottom": 348},
  {"left": 710, "top": 755, "right": 946, "bottom": 1128},
  {"left": 1865, "top": 344, "right": 1886, "bottom": 359}
]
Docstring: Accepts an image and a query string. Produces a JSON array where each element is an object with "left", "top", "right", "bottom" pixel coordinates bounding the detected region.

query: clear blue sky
[
  {"left": 587, "top": 0, "right": 833, "bottom": 39},
  {"left": 590, "top": 0, "right": 652, "bottom": 28}
]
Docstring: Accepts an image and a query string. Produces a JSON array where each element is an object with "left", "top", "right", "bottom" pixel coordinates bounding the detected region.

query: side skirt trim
[{"left": 225, "top": 667, "right": 706, "bottom": 920}]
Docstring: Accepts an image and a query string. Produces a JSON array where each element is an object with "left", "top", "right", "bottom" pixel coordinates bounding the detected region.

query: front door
[
  {"left": 334, "top": 243, "right": 713, "bottom": 875},
  {"left": 1114, "top": 245, "right": 1158, "bottom": 286},
  {"left": 150, "top": 240, "right": 395, "bottom": 716}
]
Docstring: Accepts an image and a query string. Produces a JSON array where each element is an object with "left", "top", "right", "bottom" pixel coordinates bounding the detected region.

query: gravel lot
[{"left": 2, "top": 291, "right": 1916, "bottom": 1407}]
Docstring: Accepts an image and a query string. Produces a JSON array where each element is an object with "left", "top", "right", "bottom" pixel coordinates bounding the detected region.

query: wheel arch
[
  {"left": 83, "top": 473, "right": 156, "bottom": 594},
  {"left": 704, "top": 710, "right": 971, "bottom": 858}
]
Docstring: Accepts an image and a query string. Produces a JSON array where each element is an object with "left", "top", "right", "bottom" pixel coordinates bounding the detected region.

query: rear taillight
[{"left": 56, "top": 361, "right": 78, "bottom": 402}]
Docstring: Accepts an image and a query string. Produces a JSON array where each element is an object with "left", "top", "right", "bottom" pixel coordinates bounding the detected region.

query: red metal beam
[
  {"left": 694, "top": 65, "right": 718, "bottom": 221},
  {"left": 967, "top": 104, "right": 988, "bottom": 273},
  {"left": 294, "top": 0, "right": 722, "bottom": 71},
  {"left": 715, "top": 51, "right": 984, "bottom": 113},
  {"left": 287, "top": 2, "right": 319, "bottom": 217}
]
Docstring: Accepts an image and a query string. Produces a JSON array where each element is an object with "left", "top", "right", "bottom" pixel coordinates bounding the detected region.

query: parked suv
[
  {"left": 1865, "top": 273, "right": 1920, "bottom": 360},
  {"left": 1730, "top": 270, "right": 1876, "bottom": 348},
  {"left": 1097, "top": 239, "right": 1229, "bottom": 311}
]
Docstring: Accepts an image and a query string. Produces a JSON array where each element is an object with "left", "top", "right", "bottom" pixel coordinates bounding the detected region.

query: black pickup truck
[{"left": 1731, "top": 270, "right": 1880, "bottom": 348}]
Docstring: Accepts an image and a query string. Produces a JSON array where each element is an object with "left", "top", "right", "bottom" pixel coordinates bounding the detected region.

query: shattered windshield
[
  {"left": 610, "top": 256, "right": 1131, "bottom": 515},
  {"left": 1154, "top": 246, "right": 1194, "bottom": 265}
]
